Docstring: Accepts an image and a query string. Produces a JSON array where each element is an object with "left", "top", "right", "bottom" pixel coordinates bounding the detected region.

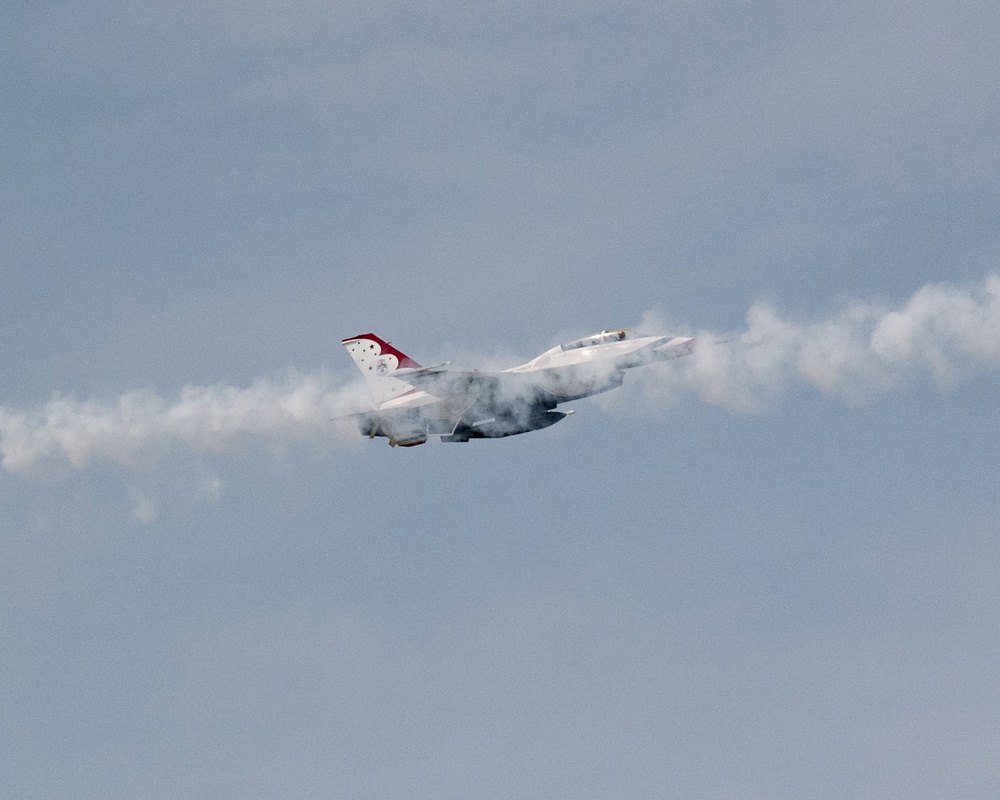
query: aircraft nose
[{"left": 653, "top": 336, "right": 696, "bottom": 360}]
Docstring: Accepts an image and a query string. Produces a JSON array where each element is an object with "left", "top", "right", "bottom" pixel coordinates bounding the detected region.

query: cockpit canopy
[{"left": 560, "top": 329, "right": 628, "bottom": 351}]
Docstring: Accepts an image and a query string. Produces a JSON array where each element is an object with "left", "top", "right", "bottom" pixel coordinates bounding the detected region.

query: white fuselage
[
  {"left": 379, "top": 334, "right": 679, "bottom": 412},
  {"left": 342, "top": 329, "right": 695, "bottom": 445}
]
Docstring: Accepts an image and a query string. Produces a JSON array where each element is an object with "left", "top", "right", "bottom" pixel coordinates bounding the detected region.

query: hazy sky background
[{"left": 3, "top": 2, "right": 1000, "bottom": 797}]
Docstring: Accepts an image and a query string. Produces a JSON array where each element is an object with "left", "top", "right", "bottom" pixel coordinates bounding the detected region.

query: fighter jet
[{"left": 341, "top": 329, "right": 696, "bottom": 446}]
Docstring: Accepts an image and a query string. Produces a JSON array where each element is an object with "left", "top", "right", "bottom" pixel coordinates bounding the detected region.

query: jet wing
[{"left": 393, "top": 367, "right": 506, "bottom": 400}]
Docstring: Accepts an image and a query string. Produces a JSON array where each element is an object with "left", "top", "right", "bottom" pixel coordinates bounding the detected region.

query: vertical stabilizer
[{"left": 341, "top": 333, "right": 423, "bottom": 405}]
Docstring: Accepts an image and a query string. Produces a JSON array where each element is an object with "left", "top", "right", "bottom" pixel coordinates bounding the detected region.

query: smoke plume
[
  {"left": 0, "top": 369, "right": 364, "bottom": 477},
  {"left": 647, "top": 274, "right": 1000, "bottom": 411},
  {"left": 1, "top": 276, "right": 999, "bottom": 476}
]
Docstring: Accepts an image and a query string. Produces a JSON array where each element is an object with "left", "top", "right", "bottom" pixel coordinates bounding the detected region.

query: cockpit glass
[{"left": 560, "top": 330, "right": 627, "bottom": 351}]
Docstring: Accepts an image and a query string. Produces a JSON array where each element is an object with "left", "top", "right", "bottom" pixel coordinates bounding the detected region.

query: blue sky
[{"left": 3, "top": 2, "right": 1000, "bottom": 797}]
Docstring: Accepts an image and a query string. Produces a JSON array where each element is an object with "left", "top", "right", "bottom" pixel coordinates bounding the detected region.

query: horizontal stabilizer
[{"left": 394, "top": 362, "right": 451, "bottom": 378}]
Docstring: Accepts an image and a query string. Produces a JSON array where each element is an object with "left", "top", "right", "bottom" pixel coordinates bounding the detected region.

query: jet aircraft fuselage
[{"left": 342, "top": 329, "right": 695, "bottom": 446}]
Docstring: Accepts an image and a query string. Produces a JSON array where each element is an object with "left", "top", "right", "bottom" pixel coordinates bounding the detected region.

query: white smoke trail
[
  {"left": 0, "top": 369, "right": 366, "bottom": 478},
  {"left": 2, "top": 276, "right": 998, "bottom": 477},
  {"left": 642, "top": 274, "right": 1000, "bottom": 411}
]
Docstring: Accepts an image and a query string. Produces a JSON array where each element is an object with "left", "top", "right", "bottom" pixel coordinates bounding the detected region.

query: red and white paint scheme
[{"left": 341, "top": 329, "right": 696, "bottom": 446}]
